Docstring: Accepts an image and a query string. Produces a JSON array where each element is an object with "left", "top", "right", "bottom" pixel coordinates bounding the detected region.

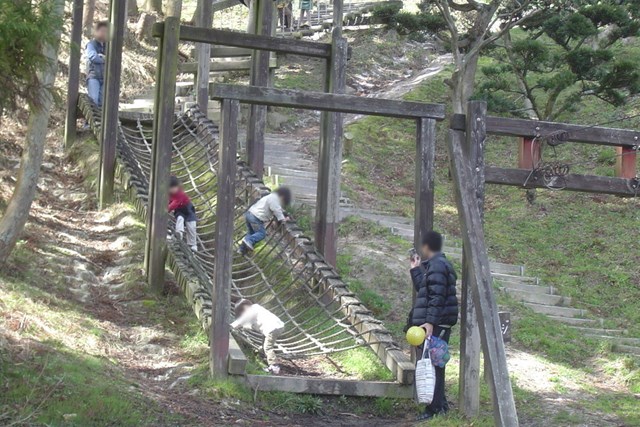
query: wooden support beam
[
  {"left": 245, "top": 375, "right": 414, "bottom": 398},
  {"left": 228, "top": 334, "right": 248, "bottom": 375},
  {"left": 153, "top": 24, "right": 332, "bottom": 58},
  {"left": 315, "top": 29, "right": 347, "bottom": 266},
  {"left": 450, "top": 114, "right": 640, "bottom": 148},
  {"left": 210, "top": 99, "right": 239, "bottom": 378},
  {"left": 413, "top": 117, "right": 436, "bottom": 252},
  {"left": 615, "top": 146, "right": 637, "bottom": 179},
  {"left": 247, "top": 0, "right": 274, "bottom": 177},
  {"left": 210, "top": 46, "right": 253, "bottom": 57},
  {"left": 447, "top": 129, "right": 519, "bottom": 427},
  {"left": 212, "top": 0, "right": 238, "bottom": 12},
  {"left": 211, "top": 85, "right": 446, "bottom": 119},
  {"left": 459, "top": 101, "right": 486, "bottom": 419},
  {"left": 518, "top": 137, "right": 540, "bottom": 169},
  {"left": 485, "top": 167, "right": 640, "bottom": 197},
  {"left": 64, "top": 0, "right": 84, "bottom": 149},
  {"left": 98, "top": 0, "right": 126, "bottom": 208},
  {"left": 145, "top": 17, "right": 181, "bottom": 291},
  {"left": 333, "top": 0, "right": 343, "bottom": 27},
  {"left": 195, "top": 0, "right": 214, "bottom": 113},
  {"left": 178, "top": 57, "right": 278, "bottom": 73}
]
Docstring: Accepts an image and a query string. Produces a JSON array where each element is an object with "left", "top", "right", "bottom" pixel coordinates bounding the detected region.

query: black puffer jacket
[{"left": 409, "top": 254, "right": 458, "bottom": 327}]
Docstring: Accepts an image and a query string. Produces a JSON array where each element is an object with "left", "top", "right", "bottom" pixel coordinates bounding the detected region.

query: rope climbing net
[{"left": 79, "top": 95, "right": 400, "bottom": 359}]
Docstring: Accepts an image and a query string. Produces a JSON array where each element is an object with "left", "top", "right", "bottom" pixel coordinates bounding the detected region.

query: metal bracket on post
[{"left": 98, "top": 0, "right": 126, "bottom": 208}]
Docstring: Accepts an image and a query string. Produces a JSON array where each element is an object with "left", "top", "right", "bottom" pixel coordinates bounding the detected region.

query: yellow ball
[{"left": 406, "top": 326, "right": 426, "bottom": 346}]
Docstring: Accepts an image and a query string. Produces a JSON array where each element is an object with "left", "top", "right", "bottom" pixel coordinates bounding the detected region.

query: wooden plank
[
  {"left": 210, "top": 99, "right": 239, "bottom": 377},
  {"left": 210, "top": 46, "right": 253, "bottom": 57},
  {"left": 245, "top": 375, "right": 414, "bottom": 398},
  {"left": 63, "top": 0, "right": 84, "bottom": 149},
  {"left": 178, "top": 57, "right": 277, "bottom": 73},
  {"left": 447, "top": 129, "right": 519, "bottom": 427},
  {"left": 246, "top": 0, "right": 274, "bottom": 178},
  {"left": 315, "top": 30, "right": 347, "bottom": 266},
  {"left": 228, "top": 334, "right": 247, "bottom": 375},
  {"left": 98, "top": 0, "right": 126, "bottom": 208},
  {"left": 615, "top": 146, "right": 637, "bottom": 178},
  {"left": 145, "top": 16, "right": 181, "bottom": 291},
  {"left": 195, "top": 0, "right": 213, "bottom": 113},
  {"left": 153, "top": 24, "right": 332, "bottom": 58},
  {"left": 451, "top": 114, "right": 640, "bottom": 148},
  {"left": 485, "top": 167, "right": 639, "bottom": 197},
  {"left": 211, "top": 84, "right": 446, "bottom": 119},
  {"left": 458, "top": 101, "right": 486, "bottom": 419}
]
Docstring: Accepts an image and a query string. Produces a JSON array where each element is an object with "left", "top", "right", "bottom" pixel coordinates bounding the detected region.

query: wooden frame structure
[{"left": 452, "top": 101, "right": 639, "bottom": 424}]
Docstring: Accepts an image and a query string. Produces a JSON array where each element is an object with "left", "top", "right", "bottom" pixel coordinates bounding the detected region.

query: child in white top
[
  {"left": 231, "top": 299, "right": 285, "bottom": 374},
  {"left": 239, "top": 187, "right": 292, "bottom": 255}
]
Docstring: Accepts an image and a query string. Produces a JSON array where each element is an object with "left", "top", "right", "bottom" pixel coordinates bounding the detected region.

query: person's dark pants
[{"left": 415, "top": 326, "right": 451, "bottom": 414}]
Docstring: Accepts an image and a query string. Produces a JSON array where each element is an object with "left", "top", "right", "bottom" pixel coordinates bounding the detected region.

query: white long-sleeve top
[
  {"left": 248, "top": 193, "right": 286, "bottom": 222},
  {"left": 230, "top": 304, "right": 285, "bottom": 335}
]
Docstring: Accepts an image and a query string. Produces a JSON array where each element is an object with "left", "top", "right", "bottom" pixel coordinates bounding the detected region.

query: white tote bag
[{"left": 415, "top": 343, "right": 436, "bottom": 404}]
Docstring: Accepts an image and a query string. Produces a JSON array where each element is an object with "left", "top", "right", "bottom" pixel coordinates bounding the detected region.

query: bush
[
  {"left": 0, "top": 0, "right": 63, "bottom": 113},
  {"left": 372, "top": 4, "right": 446, "bottom": 42}
]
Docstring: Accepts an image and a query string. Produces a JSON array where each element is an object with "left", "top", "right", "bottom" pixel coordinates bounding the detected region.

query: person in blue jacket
[{"left": 86, "top": 21, "right": 108, "bottom": 107}]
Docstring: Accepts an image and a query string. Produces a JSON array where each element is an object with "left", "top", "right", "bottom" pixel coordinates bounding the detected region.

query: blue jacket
[
  {"left": 409, "top": 254, "right": 458, "bottom": 327},
  {"left": 86, "top": 39, "right": 106, "bottom": 81}
]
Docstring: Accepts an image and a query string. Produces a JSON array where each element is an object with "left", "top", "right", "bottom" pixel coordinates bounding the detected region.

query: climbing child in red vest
[{"left": 168, "top": 176, "right": 198, "bottom": 252}]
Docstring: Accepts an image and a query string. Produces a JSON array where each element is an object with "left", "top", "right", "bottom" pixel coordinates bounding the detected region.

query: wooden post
[
  {"left": 615, "top": 146, "right": 637, "bottom": 179},
  {"left": 459, "top": 100, "right": 486, "bottom": 418},
  {"left": 413, "top": 118, "right": 436, "bottom": 252},
  {"left": 315, "top": 28, "right": 347, "bottom": 266},
  {"left": 196, "top": 0, "right": 213, "bottom": 114},
  {"left": 518, "top": 136, "right": 540, "bottom": 169},
  {"left": 145, "top": 16, "right": 181, "bottom": 291},
  {"left": 447, "top": 129, "right": 519, "bottom": 427},
  {"left": 98, "top": 0, "right": 126, "bottom": 208},
  {"left": 210, "top": 99, "right": 239, "bottom": 377},
  {"left": 333, "top": 0, "right": 343, "bottom": 27},
  {"left": 246, "top": 0, "right": 273, "bottom": 177},
  {"left": 64, "top": 0, "right": 84, "bottom": 149}
]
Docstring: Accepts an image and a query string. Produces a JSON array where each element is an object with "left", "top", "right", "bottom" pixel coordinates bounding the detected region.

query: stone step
[
  {"left": 569, "top": 326, "right": 627, "bottom": 336},
  {"left": 547, "top": 315, "right": 600, "bottom": 326},
  {"left": 500, "top": 288, "right": 572, "bottom": 306},
  {"left": 525, "top": 303, "right": 586, "bottom": 318},
  {"left": 496, "top": 280, "right": 554, "bottom": 295},
  {"left": 492, "top": 272, "right": 538, "bottom": 284},
  {"left": 612, "top": 344, "right": 640, "bottom": 356},
  {"left": 584, "top": 335, "right": 640, "bottom": 346}
]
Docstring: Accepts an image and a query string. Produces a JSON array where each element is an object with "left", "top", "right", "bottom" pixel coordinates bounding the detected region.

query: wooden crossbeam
[
  {"left": 178, "top": 57, "right": 277, "bottom": 73},
  {"left": 451, "top": 114, "right": 640, "bottom": 147},
  {"left": 212, "top": 0, "right": 239, "bottom": 12},
  {"left": 211, "top": 84, "right": 446, "bottom": 119},
  {"left": 485, "top": 167, "right": 639, "bottom": 197},
  {"left": 153, "top": 24, "right": 332, "bottom": 58},
  {"left": 246, "top": 375, "right": 414, "bottom": 398}
]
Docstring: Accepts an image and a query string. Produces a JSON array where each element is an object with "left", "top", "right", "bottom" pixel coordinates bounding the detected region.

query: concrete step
[
  {"left": 492, "top": 272, "right": 536, "bottom": 284},
  {"left": 525, "top": 303, "right": 586, "bottom": 318},
  {"left": 569, "top": 326, "right": 627, "bottom": 336},
  {"left": 585, "top": 335, "right": 640, "bottom": 346},
  {"left": 496, "top": 281, "right": 554, "bottom": 295},
  {"left": 547, "top": 315, "right": 600, "bottom": 326},
  {"left": 500, "top": 288, "right": 572, "bottom": 306},
  {"left": 612, "top": 344, "right": 640, "bottom": 356}
]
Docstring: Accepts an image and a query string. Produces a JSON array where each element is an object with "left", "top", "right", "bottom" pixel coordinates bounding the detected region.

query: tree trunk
[
  {"left": 449, "top": 53, "right": 480, "bottom": 114},
  {"left": 0, "top": 0, "right": 65, "bottom": 265},
  {"left": 142, "top": 0, "right": 163, "bottom": 14},
  {"left": 83, "top": 0, "right": 96, "bottom": 38}
]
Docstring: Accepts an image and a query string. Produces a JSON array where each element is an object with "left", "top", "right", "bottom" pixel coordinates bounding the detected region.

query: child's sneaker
[
  {"left": 242, "top": 238, "right": 254, "bottom": 251},
  {"left": 264, "top": 364, "right": 280, "bottom": 375}
]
